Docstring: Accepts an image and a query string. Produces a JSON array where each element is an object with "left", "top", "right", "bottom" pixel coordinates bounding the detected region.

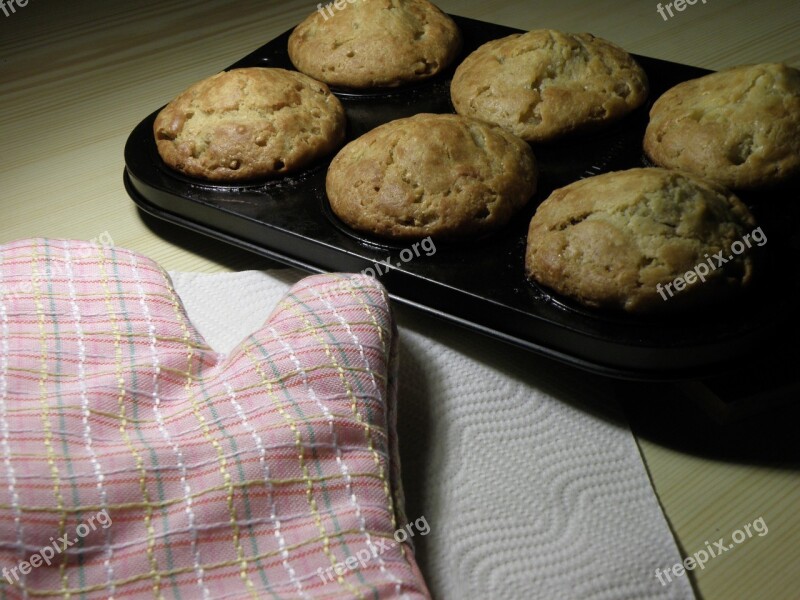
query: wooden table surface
[{"left": 2, "top": 1, "right": 799, "bottom": 598}]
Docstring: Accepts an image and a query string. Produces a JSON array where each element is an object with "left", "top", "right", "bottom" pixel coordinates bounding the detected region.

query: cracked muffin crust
[
  {"left": 525, "top": 168, "right": 758, "bottom": 312},
  {"left": 326, "top": 113, "right": 537, "bottom": 240},
  {"left": 450, "top": 29, "right": 649, "bottom": 143},
  {"left": 153, "top": 68, "right": 346, "bottom": 181},
  {"left": 644, "top": 63, "right": 800, "bottom": 191},
  {"left": 288, "top": 0, "right": 461, "bottom": 88}
]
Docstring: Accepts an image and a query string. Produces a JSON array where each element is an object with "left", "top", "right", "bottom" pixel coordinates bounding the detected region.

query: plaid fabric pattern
[{"left": 0, "top": 239, "right": 429, "bottom": 600}]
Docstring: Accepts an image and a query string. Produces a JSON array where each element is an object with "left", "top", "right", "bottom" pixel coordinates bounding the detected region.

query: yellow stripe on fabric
[
  {"left": 31, "top": 243, "right": 70, "bottom": 597},
  {"left": 1, "top": 406, "right": 389, "bottom": 446},
  {"left": 311, "top": 279, "right": 411, "bottom": 595},
  {"left": 6, "top": 320, "right": 385, "bottom": 350},
  {"left": 340, "top": 283, "right": 411, "bottom": 568},
  {"left": 159, "top": 271, "right": 259, "bottom": 600},
  {"left": 0, "top": 471, "right": 388, "bottom": 512},
  {"left": 96, "top": 249, "right": 164, "bottom": 600},
  {"left": 242, "top": 340, "right": 365, "bottom": 600},
  {"left": 279, "top": 293, "right": 397, "bottom": 538},
  {"left": 4, "top": 528, "right": 400, "bottom": 598},
  {"left": 5, "top": 361, "right": 385, "bottom": 388}
]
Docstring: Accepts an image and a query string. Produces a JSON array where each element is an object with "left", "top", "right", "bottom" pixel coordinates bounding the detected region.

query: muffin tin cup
[{"left": 124, "top": 14, "right": 800, "bottom": 380}]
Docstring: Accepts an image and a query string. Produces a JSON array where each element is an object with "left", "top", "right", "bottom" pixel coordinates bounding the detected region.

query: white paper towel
[{"left": 169, "top": 269, "right": 695, "bottom": 600}]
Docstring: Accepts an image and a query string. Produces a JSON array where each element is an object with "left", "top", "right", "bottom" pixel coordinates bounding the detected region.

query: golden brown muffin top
[
  {"left": 644, "top": 63, "right": 800, "bottom": 191},
  {"left": 326, "top": 113, "right": 537, "bottom": 240},
  {"left": 154, "top": 67, "right": 345, "bottom": 181},
  {"left": 451, "top": 29, "right": 648, "bottom": 142},
  {"left": 525, "top": 168, "right": 758, "bottom": 312},
  {"left": 288, "top": 0, "right": 461, "bottom": 88}
]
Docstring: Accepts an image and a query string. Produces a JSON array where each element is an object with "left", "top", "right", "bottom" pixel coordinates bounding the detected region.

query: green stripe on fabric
[
  {"left": 43, "top": 241, "right": 87, "bottom": 595},
  {"left": 111, "top": 247, "right": 182, "bottom": 599},
  {"left": 292, "top": 284, "right": 380, "bottom": 431},
  {"left": 253, "top": 294, "right": 372, "bottom": 591},
  {"left": 194, "top": 372, "right": 279, "bottom": 599},
  {"left": 288, "top": 282, "right": 388, "bottom": 599}
]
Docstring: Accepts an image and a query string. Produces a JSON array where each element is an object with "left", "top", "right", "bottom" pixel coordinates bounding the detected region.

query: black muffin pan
[{"left": 124, "top": 15, "right": 800, "bottom": 380}]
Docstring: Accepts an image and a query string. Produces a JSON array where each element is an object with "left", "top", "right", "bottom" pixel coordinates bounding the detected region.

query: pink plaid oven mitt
[{"left": 0, "top": 238, "right": 429, "bottom": 600}]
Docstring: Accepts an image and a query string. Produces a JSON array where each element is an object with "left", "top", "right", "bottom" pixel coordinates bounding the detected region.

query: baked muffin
[
  {"left": 326, "top": 113, "right": 537, "bottom": 240},
  {"left": 644, "top": 63, "right": 800, "bottom": 190},
  {"left": 288, "top": 0, "right": 461, "bottom": 88},
  {"left": 153, "top": 68, "right": 345, "bottom": 181},
  {"left": 450, "top": 29, "right": 648, "bottom": 143},
  {"left": 525, "top": 168, "right": 760, "bottom": 312}
]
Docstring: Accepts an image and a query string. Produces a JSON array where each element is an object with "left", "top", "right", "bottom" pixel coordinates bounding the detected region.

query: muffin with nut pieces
[
  {"left": 153, "top": 67, "right": 346, "bottom": 181},
  {"left": 525, "top": 168, "right": 760, "bottom": 313},
  {"left": 644, "top": 63, "right": 800, "bottom": 191},
  {"left": 326, "top": 113, "right": 537, "bottom": 240},
  {"left": 451, "top": 29, "right": 648, "bottom": 143},
  {"left": 288, "top": 0, "right": 461, "bottom": 88}
]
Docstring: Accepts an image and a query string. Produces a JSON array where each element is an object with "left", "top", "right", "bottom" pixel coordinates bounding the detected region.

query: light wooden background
[{"left": 1, "top": 1, "right": 799, "bottom": 598}]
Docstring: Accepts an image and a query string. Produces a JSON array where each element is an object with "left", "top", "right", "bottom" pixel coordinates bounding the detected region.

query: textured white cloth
[{"left": 169, "top": 269, "right": 695, "bottom": 600}]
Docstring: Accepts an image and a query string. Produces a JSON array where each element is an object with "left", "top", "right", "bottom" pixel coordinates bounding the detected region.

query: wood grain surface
[{"left": 1, "top": 1, "right": 799, "bottom": 598}]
